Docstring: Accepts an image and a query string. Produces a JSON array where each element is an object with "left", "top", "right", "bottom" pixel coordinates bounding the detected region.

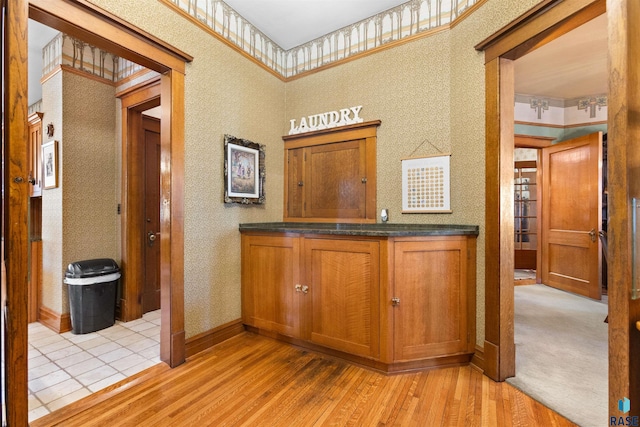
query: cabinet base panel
[{"left": 245, "top": 325, "right": 474, "bottom": 375}]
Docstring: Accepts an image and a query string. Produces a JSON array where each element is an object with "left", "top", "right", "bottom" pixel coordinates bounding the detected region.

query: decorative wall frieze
[
  {"left": 515, "top": 93, "right": 608, "bottom": 127},
  {"left": 41, "top": 33, "right": 119, "bottom": 83},
  {"left": 577, "top": 95, "right": 607, "bottom": 118},
  {"left": 529, "top": 97, "right": 549, "bottom": 120},
  {"left": 163, "top": 0, "right": 481, "bottom": 79}
]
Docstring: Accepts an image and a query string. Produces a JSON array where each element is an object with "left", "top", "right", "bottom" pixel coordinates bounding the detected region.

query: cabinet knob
[
  {"left": 295, "top": 284, "right": 309, "bottom": 294},
  {"left": 391, "top": 297, "right": 400, "bottom": 306}
]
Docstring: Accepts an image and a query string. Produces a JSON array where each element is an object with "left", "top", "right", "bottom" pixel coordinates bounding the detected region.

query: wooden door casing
[
  {"left": 304, "top": 238, "right": 380, "bottom": 359},
  {"left": 241, "top": 234, "right": 301, "bottom": 338},
  {"left": 3, "top": 0, "right": 30, "bottom": 423},
  {"left": 541, "top": 132, "right": 602, "bottom": 300},
  {"left": 142, "top": 116, "right": 161, "bottom": 313}
]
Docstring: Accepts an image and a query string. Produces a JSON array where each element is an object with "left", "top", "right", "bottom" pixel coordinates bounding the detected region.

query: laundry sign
[{"left": 288, "top": 105, "right": 364, "bottom": 135}]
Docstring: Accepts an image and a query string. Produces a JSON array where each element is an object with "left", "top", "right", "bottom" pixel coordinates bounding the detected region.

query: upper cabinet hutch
[{"left": 282, "top": 120, "right": 380, "bottom": 223}]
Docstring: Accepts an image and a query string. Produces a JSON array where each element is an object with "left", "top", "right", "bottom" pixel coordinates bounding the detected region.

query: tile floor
[{"left": 27, "top": 310, "right": 162, "bottom": 422}]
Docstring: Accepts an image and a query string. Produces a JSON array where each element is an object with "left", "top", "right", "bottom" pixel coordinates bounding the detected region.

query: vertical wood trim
[
  {"left": 119, "top": 80, "right": 161, "bottom": 322},
  {"left": 484, "top": 57, "right": 515, "bottom": 381},
  {"left": 607, "top": 0, "right": 640, "bottom": 416},
  {"left": 122, "top": 109, "right": 144, "bottom": 320},
  {"left": 4, "top": 0, "right": 29, "bottom": 423},
  {"left": 161, "top": 70, "right": 186, "bottom": 367}
]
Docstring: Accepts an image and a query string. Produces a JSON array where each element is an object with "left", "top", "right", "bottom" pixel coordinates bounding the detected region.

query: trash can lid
[{"left": 65, "top": 258, "right": 120, "bottom": 279}]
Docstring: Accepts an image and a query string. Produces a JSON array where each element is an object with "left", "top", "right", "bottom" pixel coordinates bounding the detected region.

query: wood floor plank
[{"left": 33, "top": 332, "right": 577, "bottom": 427}]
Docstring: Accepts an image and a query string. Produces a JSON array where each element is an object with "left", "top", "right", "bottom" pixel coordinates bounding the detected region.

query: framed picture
[
  {"left": 401, "top": 153, "right": 451, "bottom": 213},
  {"left": 42, "top": 140, "right": 59, "bottom": 189},
  {"left": 224, "top": 134, "right": 265, "bottom": 204}
]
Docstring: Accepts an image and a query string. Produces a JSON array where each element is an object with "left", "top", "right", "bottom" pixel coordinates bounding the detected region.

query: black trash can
[{"left": 64, "top": 258, "right": 120, "bottom": 334}]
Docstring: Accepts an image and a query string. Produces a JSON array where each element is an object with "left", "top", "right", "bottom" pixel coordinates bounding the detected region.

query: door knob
[
  {"left": 147, "top": 231, "right": 159, "bottom": 246},
  {"left": 589, "top": 229, "right": 597, "bottom": 242}
]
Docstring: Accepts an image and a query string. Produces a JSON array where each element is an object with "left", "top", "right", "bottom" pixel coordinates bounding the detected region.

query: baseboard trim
[
  {"left": 38, "top": 306, "right": 72, "bottom": 333},
  {"left": 483, "top": 340, "right": 500, "bottom": 381},
  {"left": 185, "top": 319, "right": 245, "bottom": 358},
  {"left": 470, "top": 345, "right": 485, "bottom": 372}
]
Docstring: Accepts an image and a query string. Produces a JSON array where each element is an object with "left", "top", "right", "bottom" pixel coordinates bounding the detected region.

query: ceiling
[
  {"left": 27, "top": 2, "right": 607, "bottom": 105},
  {"left": 224, "top": 0, "right": 409, "bottom": 50}
]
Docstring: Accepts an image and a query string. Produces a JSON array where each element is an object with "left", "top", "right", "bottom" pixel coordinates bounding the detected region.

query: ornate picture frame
[{"left": 224, "top": 134, "right": 265, "bottom": 204}]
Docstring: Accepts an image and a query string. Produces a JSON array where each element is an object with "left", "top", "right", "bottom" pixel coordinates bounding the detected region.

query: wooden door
[
  {"left": 541, "top": 132, "right": 602, "bottom": 299},
  {"left": 142, "top": 116, "right": 161, "bottom": 313},
  {"left": 304, "top": 238, "right": 380, "bottom": 359},
  {"left": 393, "top": 238, "right": 472, "bottom": 361},
  {"left": 304, "top": 140, "right": 367, "bottom": 220},
  {"left": 241, "top": 234, "right": 301, "bottom": 338},
  {"left": 2, "top": 0, "right": 30, "bottom": 424},
  {"left": 514, "top": 160, "right": 539, "bottom": 270}
]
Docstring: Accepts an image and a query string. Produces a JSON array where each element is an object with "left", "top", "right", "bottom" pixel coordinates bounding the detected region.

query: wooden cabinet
[
  {"left": 28, "top": 112, "right": 44, "bottom": 197},
  {"left": 392, "top": 237, "right": 475, "bottom": 362},
  {"left": 241, "top": 234, "right": 301, "bottom": 338},
  {"left": 241, "top": 229, "right": 477, "bottom": 372},
  {"left": 305, "top": 238, "right": 380, "bottom": 358},
  {"left": 283, "top": 121, "right": 379, "bottom": 222}
]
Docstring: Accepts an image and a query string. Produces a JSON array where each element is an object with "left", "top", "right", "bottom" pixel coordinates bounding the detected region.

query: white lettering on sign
[{"left": 289, "top": 105, "right": 364, "bottom": 135}]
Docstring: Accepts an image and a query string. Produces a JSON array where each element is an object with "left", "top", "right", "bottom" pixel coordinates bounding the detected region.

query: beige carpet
[{"left": 507, "top": 284, "right": 608, "bottom": 427}]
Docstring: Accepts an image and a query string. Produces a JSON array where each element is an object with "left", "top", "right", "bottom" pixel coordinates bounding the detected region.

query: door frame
[
  {"left": 3, "top": 0, "right": 31, "bottom": 425},
  {"left": 118, "top": 78, "right": 161, "bottom": 322},
  {"left": 477, "top": 0, "right": 640, "bottom": 416},
  {"left": 4, "top": 0, "right": 192, "bottom": 423},
  {"left": 28, "top": 0, "right": 191, "bottom": 367}
]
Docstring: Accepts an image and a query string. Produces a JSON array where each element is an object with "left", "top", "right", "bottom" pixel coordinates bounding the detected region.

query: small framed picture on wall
[
  {"left": 42, "top": 140, "right": 59, "bottom": 189},
  {"left": 401, "top": 153, "right": 451, "bottom": 213},
  {"left": 224, "top": 134, "right": 265, "bottom": 205}
]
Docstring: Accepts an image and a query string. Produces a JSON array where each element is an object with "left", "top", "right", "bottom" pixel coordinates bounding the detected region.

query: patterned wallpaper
[
  {"left": 40, "top": 70, "right": 118, "bottom": 315},
  {"left": 84, "top": 0, "right": 547, "bottom": 347},
  {"left": 161, "top": 0, "right": 482, "bottom": 78}
]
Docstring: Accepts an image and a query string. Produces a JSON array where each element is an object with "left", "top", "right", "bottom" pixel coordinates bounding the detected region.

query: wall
[
  {"left": 40, "top": 69, "right": 118, "bottom": 315},
  {"left": 41, "top": 72, "right": 64, "bottom": 313},
  {"left": 87, "top": 0, "right": 286, "bottom": 337},
  {"left": 85, "top": 0, "right": 552, "bottom": 347}
]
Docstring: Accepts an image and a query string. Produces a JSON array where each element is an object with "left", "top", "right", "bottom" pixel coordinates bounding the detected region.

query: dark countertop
[{"left": 239, "top": 222, "right": 479, "bottom": 237}]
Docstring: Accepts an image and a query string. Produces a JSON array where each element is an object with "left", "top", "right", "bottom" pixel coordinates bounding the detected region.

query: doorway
[
  {"left": 3, "top": 0, "right": 191, "bottom": 423},
  {"left": 477, "top": 0, "right": 639, "bottom": 418},
  {"left": 118, "top": 80, "right": 163, "bottom": 321}
]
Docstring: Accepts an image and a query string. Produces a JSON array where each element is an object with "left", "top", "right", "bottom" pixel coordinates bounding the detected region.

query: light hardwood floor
[{"left": 33, "top": 332, "right": 576, "bottom": 426}]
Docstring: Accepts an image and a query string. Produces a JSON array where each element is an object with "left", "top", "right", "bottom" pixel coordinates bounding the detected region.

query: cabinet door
[
  {"left": 393, "top": 238, "right": 470, "bottom": 361},
  {"left": 304, "top": 238, "right": 380, "bottom": 359},
  {"left": 286, "top": 148, "right": 304, "bottom": 218},
  {"left": 305, "top": 140, "right": 366, "bottom": 219},
  {"left": 241, "top": 234, "right": 301, "bottom": 338}
]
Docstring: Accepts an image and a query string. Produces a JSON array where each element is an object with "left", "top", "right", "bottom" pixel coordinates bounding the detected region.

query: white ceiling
[
  {"left": 514, "top": 13, "right": 607, "bottom": 99},
  {"left": 27, "top": 2, "right": 607, "bottom": 105},
  {"left": 223, "top": 0, "right": 409, "bottom": 50}
]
